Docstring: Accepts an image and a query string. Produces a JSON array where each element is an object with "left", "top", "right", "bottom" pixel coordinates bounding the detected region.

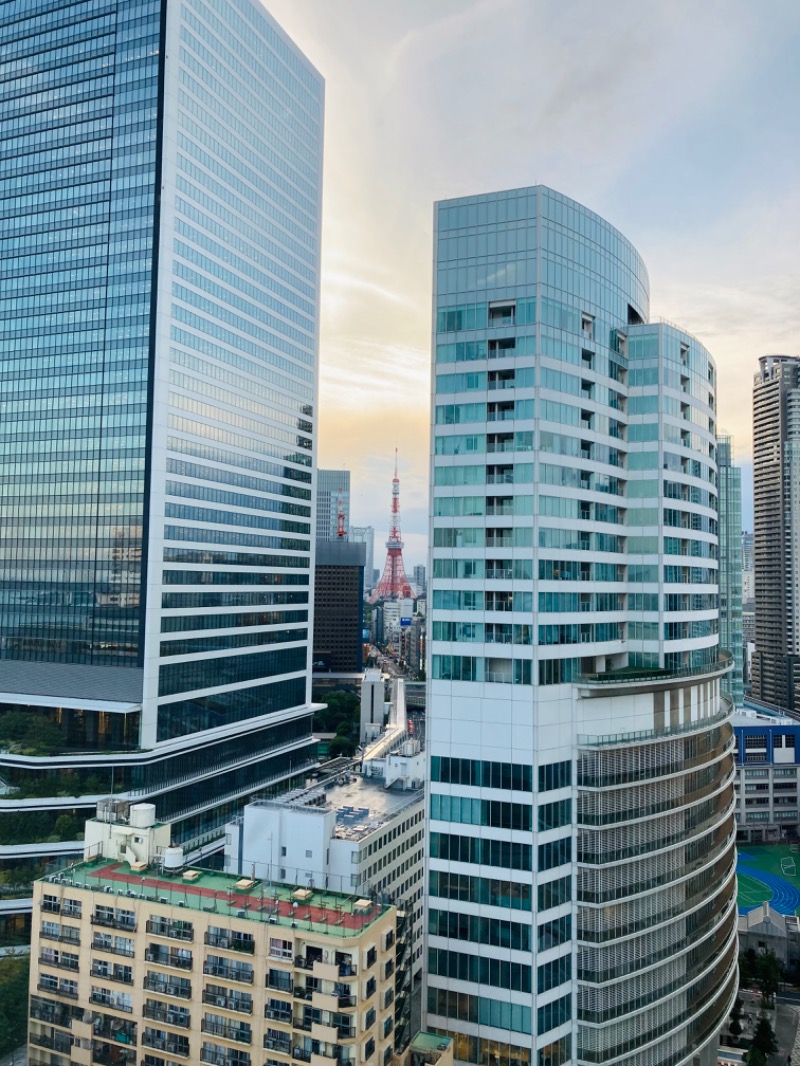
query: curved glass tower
[{"left": 424, "top": 187, "right": 736, "bottom": 1066}]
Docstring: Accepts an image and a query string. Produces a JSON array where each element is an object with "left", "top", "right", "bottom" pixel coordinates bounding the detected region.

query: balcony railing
[
  {"left": 146, "top": 951, "right": 192, "bottom": 970},
  {"left": 92, "top": 936, "right": 134, "bottom": 957},
  {"left": 201, "top": 1020, "right": 251, "bottom": 1043},
  {"left": 578, "top": 652, "right": 733, "bottom": 690},
  {"left": 144, "top": 1005, "right": 190, "bottom": 1027},
  {"left": 204, "top": 963, "right": 253, "bottom": 984},
  {"left": 144, "top": 977, "right": 191, "bottom": 999},
  {"left": 205, "top": 932, "right": 255, "bottom": 954},
  {"left": 147, "top": 921, "right": 193, "bottom": 942}
]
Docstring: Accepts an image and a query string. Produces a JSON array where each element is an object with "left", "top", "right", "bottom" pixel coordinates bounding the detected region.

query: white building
[
  {"left": 425, "top": 186, "right": 736, "bottom": 1066},
  {"left": 226, "top": 680, "right": 426, "bottom": 974}
]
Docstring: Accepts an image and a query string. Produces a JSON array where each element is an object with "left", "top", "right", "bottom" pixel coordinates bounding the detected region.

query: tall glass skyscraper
[
  {"left": 424, "top": 187, "right": 737, "bottom": 1066},
  {"left": 717, "top": 436, "right": 744, "bottom": 707},
  {"left": 0, "top": 0, "right": 323, "bottom": 941}
]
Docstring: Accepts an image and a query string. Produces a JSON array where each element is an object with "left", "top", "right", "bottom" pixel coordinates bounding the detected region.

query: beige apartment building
[{"left": 28, "top": 803, "right": 406, "bottom": 1066}]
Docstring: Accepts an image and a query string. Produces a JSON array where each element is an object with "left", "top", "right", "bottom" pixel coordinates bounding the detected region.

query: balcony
[
  {"left": 265, "top": 1007, "right": 292, "bottom": 1023},
  {"left": 144, "top": 977, "right": 191, "bottom": 999},
  {"left": 144, "top": 1005, "right": 190, "bottom": 1028},
  {"left": 92, "top": 936, "right": 134, "bottom": 958},
  {"left": 94, "top": 1020, "right": 137, "bottom": 1043},
  {"left": 30, "top": 1033, "right": 73, "bottom": 1055},
  {"left": 147, "top": 921, "right": 193, "bottom": 942},
  {"left": 145, "top": 950, "right": 192, "bottom": 971},
  {"left": 205, "top": 932, "right": 254, "bottom": 954},
  {"left": 39, "top": 953, "right": 78, "bottom": 972},
  {"left": 37, "top": 983, "right": 78, "bottom": 1000},
  {"left": 264, "top": 1038, "right": 291, "bottom": 1055},
  {"left": 40, "top": 929, "right": 80, "bottom": 946},
  {"left": 204, "top": 963, "right": 254, "bottom": 984},
  {"left": 204, "top": 991, "right": 252, "bottom": 1014},
  {"left": 577, "top": 651, "right": 734, "bottom": 692},
  {"left": 92, "top": 1045, "right": 136, "bottom": 1066},
  {"left": 202, "top": 1021, "right": 252, "bottom": 1044},
  {"left": 30, "top": 1005, "right": 73, "bottom": 1028},
  {"left": 90, "top": 965, "right": 133, "bottom": 985},
  {"left": 142, "top": 1034, "right": 189, "bottom": 1057},
  {"left": 92, "top": 915, "right": 136, "bottom": 934},
  {"left": 91, "top": 992, "right": 133, "bottom": 1013}
]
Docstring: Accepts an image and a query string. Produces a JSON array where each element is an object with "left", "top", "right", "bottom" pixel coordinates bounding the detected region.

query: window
[
  {"left": 269, "top": 939, "right": 291, "bottom": 959},
  {"left": 488, "top": 301, "right": 516, "bottom": 326},
  {"left": 539, "top": 835, "right": 571, "bottom": 869},
  {"left": 537, "top": 993, "right": 571, "bottom": 1033},
  {"left": 538, "top": 761, "right": 572, "bottom": 792},
  {"left": 537, "top": 876, "right": 571, "bottom": 912}
]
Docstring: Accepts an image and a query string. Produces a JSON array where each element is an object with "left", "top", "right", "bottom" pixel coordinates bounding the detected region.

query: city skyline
[{"left": 262, "top": 0, "right": 798, "bottom": 559}]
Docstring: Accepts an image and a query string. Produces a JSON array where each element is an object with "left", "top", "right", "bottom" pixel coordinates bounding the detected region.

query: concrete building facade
[
  {"left": 28, "top": 803, "right": 405, "bottom": 1066},
  {"left": 0, "top": 0, "right": 323, "bottom": 943},
  {"left": 424, "top": 186, "right": 737, "bottom": 1066}
]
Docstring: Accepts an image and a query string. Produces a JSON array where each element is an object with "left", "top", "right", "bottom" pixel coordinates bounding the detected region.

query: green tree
[
  {"left": 744, "top": 1048, "right": 766, "bottom": 1066},
  {"left": 755, "top": 948, "right": 784, "bottom": 1006},
  {"left": 729, "top": 997, "right": 743, "bottom": 1041},
  {"left": 751, "top": 1015, "right": 778, "bottom": 1056},
  {"left": 0, "top": 953, "right": 30, "bottom": 1055}
]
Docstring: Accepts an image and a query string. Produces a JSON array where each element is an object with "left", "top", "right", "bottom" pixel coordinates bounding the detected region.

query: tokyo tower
[{"left": 370, "top": 452, "right": 413, "bottom": 602}]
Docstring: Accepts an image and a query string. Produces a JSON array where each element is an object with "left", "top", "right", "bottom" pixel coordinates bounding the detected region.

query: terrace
[{"left": 41, "top": 859, "right": 387, "bottom": 937}]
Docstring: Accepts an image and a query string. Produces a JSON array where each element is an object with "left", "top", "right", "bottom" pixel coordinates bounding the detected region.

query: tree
[
  {"left": 729, "top": 997, "right": 744, "bottom": 1041},
  {"left": 0, "top": 953, "right": 30, "bottom": 1055},
  {"left": 751, "top": 1015, "right": 779, "bottom": 1056},
  {"left": 755, "top": 948, "right": 784, "bottom": 1006},
  {"left": 744, "top": 1048, "right": 766, "bottom": 1066},
  {"left": 740, "top": 947, "right": 759, "bottom": 987}
]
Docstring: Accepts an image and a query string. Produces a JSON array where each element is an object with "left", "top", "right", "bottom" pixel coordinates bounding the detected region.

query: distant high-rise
[
  {"left": 313, "top": 540, "right": 366, "bottom": 674},
  {"left": 350, "top": 525, "right": 376, "bottom": 588},
  {"left": 0, "top": 0, "right": 323, "bottom": 941},
  {"left": 317, "top": 469, "right": 351, "bottom": 540},
  {"left": 413, "top": 564, "right": 427, "bottom": 594},
  {"left": 718, "top": 436, "right": 744, "bottom": 707},
  {"left": 752, "top": 356, "right": 800, "bottom": 710},
  {"left": 424, "top": 186, "right": 736, "bottom": 1066}
]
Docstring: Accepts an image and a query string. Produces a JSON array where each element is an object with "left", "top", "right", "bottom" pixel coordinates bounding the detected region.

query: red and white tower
[{"left": 370, "top": 452, "right": 413, "bottom": 602}]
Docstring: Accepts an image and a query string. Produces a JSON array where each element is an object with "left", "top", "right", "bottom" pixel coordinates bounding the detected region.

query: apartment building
[{"left": 28, "top": 802, "right": 407, "bottom": 1066}]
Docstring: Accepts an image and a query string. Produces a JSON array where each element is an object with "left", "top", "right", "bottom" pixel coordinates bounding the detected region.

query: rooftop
[
  {"left": 42, "top": 857, "right": 389, "bottom": 937},
  {"left": 252, "top": 772, "right": 423, "bottom": 842}
]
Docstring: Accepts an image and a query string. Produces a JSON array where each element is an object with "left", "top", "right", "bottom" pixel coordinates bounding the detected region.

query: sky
[{"left": 265, "top": 0, "right": 800, "bottom": 569}]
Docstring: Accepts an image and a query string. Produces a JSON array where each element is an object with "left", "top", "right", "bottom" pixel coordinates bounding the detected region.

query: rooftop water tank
[
  {"left": 163, "top": 845, "right": 184, "bottom": 871},
  {"left": 129, "top": 803, "right": 156, "bottom": 829}
]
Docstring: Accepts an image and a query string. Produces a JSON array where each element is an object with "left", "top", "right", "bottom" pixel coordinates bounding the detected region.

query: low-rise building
[
  {"left": 28, "top": 802, "right": 406, "bottom": 1066},
  {"left": 225, "top": 770, "right": 424, "bottom": 977},
  {"left": 737, "top": 902, "right": 800, "bottom": 968},
  {"left": 733, "top": 711, "right": 800, "bottom": 841}
]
